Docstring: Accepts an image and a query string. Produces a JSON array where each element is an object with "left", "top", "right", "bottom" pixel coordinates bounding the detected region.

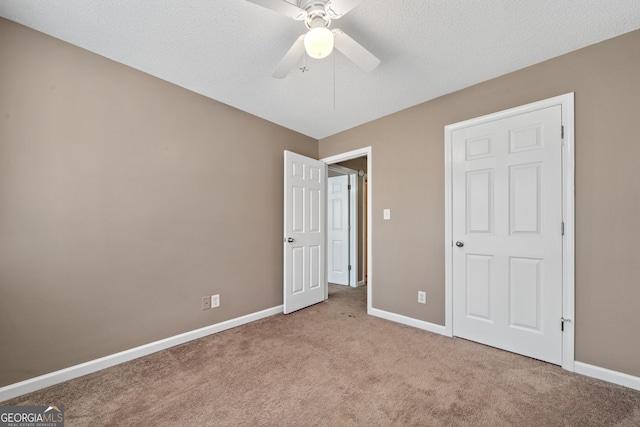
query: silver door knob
[
  {"left": 287, "top": 237, "right": 294, "bottom": 243},
  {"left": 455, "top": 241, "right": 464, "bottom": 247}
]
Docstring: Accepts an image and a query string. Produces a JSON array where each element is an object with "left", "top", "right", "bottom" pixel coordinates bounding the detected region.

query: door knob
[
  {"left": 455, "top": 241, "right": 464, "bottom": 247},
  {"left": 287, "top": 237, "right": 294, "bottom": 243}
]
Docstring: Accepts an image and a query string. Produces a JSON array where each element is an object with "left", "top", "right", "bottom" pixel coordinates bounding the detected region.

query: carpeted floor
[{"left": 4, "top": 284, "right": 640, "bottom": 426}]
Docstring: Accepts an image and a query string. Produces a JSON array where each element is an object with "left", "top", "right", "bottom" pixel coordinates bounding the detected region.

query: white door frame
[
  {"left": 328, "top": 165, "right": 359, "bottom": 287},
  {"left": 321, "top": 147, "right": 372, "bottom": 313},
  {"left": 444, "top": 93, "right": 575, "bottom": 371}
]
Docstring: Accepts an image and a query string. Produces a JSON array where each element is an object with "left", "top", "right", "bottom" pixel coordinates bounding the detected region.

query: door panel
[
  {"left": 466, "top": 169, "right": 493, "bottom": 233},
  {"left": 452, "top": 105, "right": 563, "bottom": 365},
  {"left": 284, "top": 151, "right": 325, "bottom": 314},
  {"left": 465, "top": 254, "right": 493, "bottom": 321},
  {"left": 327, "top": 175, "right": 349, "bottom": 285},
  {"left": 509, "top": 257, "right": 542, "bottom": 331},
  {"left": 510, "top": 163, "right": 542, "bottom": 234}
]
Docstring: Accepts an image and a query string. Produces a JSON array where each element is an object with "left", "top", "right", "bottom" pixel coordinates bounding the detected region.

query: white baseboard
[
  {"left": 0, "top": 305, "right": 283, "bottom": 402},
  {"left": 368, "top": 307, "right": 448, "bottom": 336},
  {"left": 574, "top": 361, "right": 640, "bottom": 391}
]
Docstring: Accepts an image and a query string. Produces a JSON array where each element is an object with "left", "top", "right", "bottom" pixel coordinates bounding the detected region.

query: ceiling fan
[{"left": 246, "top": 0, "right": 381, "bottom": 78}]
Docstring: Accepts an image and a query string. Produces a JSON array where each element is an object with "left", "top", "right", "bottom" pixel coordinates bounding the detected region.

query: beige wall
[
  {"left": 0, "top": 19, "right": 316, "bottom": 387},
  {"left": 319, "top": 30, "right": 640, "bottom": 377}
]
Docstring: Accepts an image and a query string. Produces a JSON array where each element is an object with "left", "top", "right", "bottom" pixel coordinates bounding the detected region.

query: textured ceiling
[{"left": 1, "top": 1, "right": 640, "bottom": 139}]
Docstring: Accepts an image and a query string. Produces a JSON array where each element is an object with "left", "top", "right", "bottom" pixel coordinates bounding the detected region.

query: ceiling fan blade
[
  {"left": 246, "top": 0, "right": 307, "bottom": 20},
  {"left": 332, "top": 29, "right": 380, "bottom": 72},
  {"left": 272, "top": 35, "right": 306, "bottom": 79},
  {"left": 325, "top": 0, "right": 361, "bottom": 18}
]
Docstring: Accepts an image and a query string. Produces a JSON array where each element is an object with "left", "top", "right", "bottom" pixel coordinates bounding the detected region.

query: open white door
[
  {"left": 327, "top": 175, "right": 350, "bottom": 285},
  {"left": 283, "top": 151, "right": 326, "bottom": 314}
]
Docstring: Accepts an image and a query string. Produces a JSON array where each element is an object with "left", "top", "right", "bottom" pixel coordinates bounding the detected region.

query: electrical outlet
[
  {"left": 211, "top": 294, "right": 220, "bottom": 308},
  {"left": 202, "top": 296, "right": 211, "bottom": 310},
  {"left": 418, "top": 291, "right": 426, "bottom": 304}
]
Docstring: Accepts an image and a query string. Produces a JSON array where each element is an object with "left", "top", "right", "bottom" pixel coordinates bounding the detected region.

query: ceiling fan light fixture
[{"left": 304, "top": 27, "right": 334, "bottom": 59}]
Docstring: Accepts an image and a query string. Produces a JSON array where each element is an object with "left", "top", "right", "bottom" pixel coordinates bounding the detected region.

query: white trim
[
  {"left": 0, "top": 305, "right": 283, "bottom": 402},
  {"left": 575, "top": 362, "right": 640, "bottom": 391},
  {"left": 361, "top": 173, "right": 367, "bottom": 285},
  {"left": 320, "top": 146, "right": 372, "bottom": 315},
  {"left": 349, "top": 174, "right": 358, "bottom": 287},
  {"left": 444, "top": 93, "right": 576, "bottom": 370},
  {"left": 561, "top": 94, "right": 576, "bottom": 371},
  {"left": 369, "top": 308, "right": 448, "bottom": 336},
  {"left": 321, "top": 147, "right": 371, "bottom": 164},
  {"left": 444, "top": 119, "right": 454, "bottom": 338}
]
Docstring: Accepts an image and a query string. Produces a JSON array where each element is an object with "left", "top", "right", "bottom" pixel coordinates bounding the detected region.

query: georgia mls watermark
[{"left": 0, "top": 406, "right": 64, "bottom": 427}]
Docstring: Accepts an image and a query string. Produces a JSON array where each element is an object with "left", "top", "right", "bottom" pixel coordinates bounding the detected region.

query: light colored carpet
[{"left": 4, "top": 284, "right": 640, "bottom": 426}]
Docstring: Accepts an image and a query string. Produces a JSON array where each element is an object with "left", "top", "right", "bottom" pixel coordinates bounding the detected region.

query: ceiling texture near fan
[{"left": 1, "top": 0, "right": 639, "bottom": 139}]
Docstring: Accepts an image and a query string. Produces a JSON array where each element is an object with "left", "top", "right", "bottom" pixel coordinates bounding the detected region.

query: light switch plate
[{"left": 383, "top": 209, "right": 391, "bottom": 220}]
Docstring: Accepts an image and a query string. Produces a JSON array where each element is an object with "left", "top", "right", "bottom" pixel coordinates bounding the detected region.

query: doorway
[
  {"left": 321, "top": 147, "right": 372, "bottom": 314},
  {"left": 328, "top": 162, "right": 367, "bottom": 287}
]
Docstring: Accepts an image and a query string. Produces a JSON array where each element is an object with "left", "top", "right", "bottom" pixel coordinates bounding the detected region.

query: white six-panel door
[
  {"left": 283, "top": 151, "right": 326, "bottom": 314},
  {"left": 327, "top": 175, "right": 350, "bottom": 285},
  {"left": 452, "top": 105, "right": 563, "bottom": 364}
]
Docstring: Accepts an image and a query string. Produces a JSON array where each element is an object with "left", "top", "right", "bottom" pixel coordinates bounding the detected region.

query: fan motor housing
[
  {"left": 305, "top": 12, "right": 330, "bottom": 29},
  {"left": 298, "top": 0, "right": 326, "bottom": 11}
]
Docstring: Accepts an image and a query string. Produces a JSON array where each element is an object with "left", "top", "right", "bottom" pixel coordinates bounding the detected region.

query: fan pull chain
[
  {"left": 300, "top": 53, "right": 308, "bottom": 73},
  {"left": 333, "top": 50, "right": 336, "bottom": 110}
]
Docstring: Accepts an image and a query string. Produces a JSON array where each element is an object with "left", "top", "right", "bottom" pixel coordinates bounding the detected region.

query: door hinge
[
  {"left": 561, "top": 125, "right": 564, "bottom": 139},
  {"left": 561, "top": 221, "right": 565, "bottom": 236},
  {"left": 348, "top": 184, "right": 352, "bottom": 190},
  {"left": 348, "top": 265, "right": 352, "bottom": 271},
  {"left": 561, "top": 317, "right": 571, "bottom": 332}
]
